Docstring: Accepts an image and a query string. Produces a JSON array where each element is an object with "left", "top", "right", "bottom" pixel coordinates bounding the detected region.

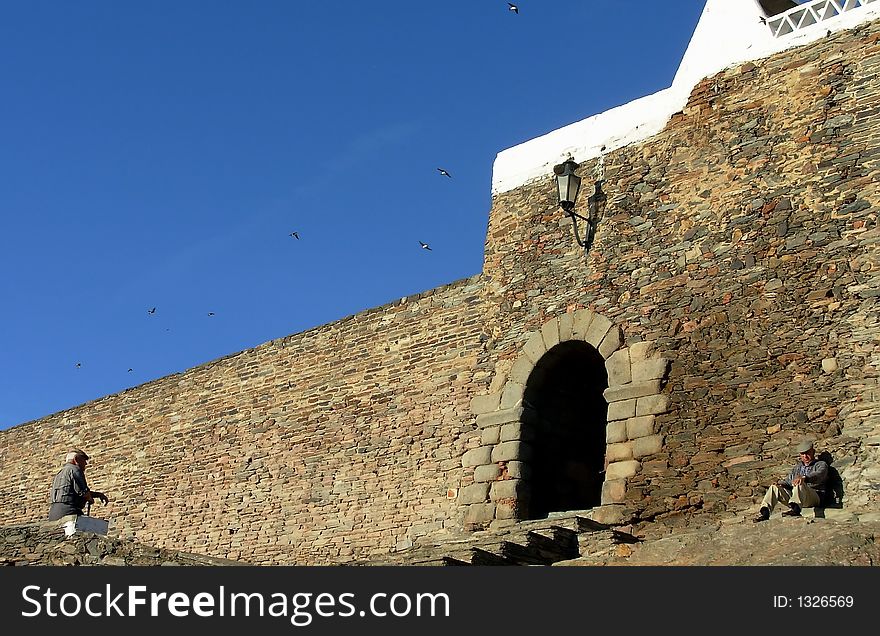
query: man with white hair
[{"left": 47, "top": 449, "right": 109, "bottom": 521}]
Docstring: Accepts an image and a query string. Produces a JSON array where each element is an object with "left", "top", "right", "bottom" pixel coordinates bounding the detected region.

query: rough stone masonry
[{"left": 1, "top": 18, "right": 879, "bottom": 564}]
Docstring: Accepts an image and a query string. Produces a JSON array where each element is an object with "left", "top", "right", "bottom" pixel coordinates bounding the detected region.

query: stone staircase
[{"left": 352, "top": 511, "right": 640, "bottom": 566}]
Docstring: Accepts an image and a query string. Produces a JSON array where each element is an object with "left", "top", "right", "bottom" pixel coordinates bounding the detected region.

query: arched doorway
[{"left": 522, "top": 340, "right": 608, "bottom": 519}]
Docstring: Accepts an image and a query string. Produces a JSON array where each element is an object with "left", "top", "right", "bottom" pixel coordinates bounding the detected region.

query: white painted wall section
[{"left": 491, "top": 0, "right": 880, "bottom": 195}]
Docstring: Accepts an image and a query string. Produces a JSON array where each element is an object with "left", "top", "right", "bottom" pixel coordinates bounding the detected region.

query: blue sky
[{"left": 0, "top": 1, "right": 706, "bottom": 429}]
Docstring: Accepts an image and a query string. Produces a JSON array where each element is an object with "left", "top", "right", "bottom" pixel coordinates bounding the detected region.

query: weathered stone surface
[
  {"left": 626, "top": 415, "right": 655, "bottom": 440},
  {"left": 632, "top": 435, "right": 663, "bottom": 459},
  {"left": 822, "top": 358, "right": 838, "bottom": 373},
  {"left": 523, "top": 331, "right": 546, "bottom": 364},
  {"left": 500, "top": 382, "right": 524, "bottom": 409},
  {"left": 464, "top": 503, "right": 496, "bottom": 526},
  {"left": 541, "top": 319, "right": 560, "bottom": 351},
  {"left": 606, "top": 349, "right": 632, "bottom": 386},
  {"left": 601, "top": 479, "right": 627, "bottom": 505},
  {"left": 492, "top": 441, "right": 531, "bottom": 463},
  {"left": 470, "top": 392, "right": 502, "bottom": 415},
  {"left": 628, "top": 341, "right": 656, "bottom": 362},
  {"left": 598, "top": 326, "right": 623, "bottom": 359},
  {"left": 590, "top": 505, "right": 627, "bottom": 525},
  {"left": 489, "top": 479, "right": 523, "bottom": 501},
  {"left": 631, "top": 359, "right": 670, "bottom": 383},
  {"left": 606, "top": 442, "right": 633, "bottom": 462},
  {"left": 607, "top": 399, "right": 636, "bottom": 422},
  {"left": 606, "top": 421, "right": 628, "bottom": 444},
  {"left": 570, "top": 309, "right": 595, "bottom": 340},
  {"left": 459, "top": 483, "right": 490, "bottom": 505},
  {"left": 476, "top": 407, "right": 523, "bottom": 429},
  {"left": 473, "top": 464, "right": 502, "bottom": 483},
  {"left": 636, "top": 394, "right": 670, "bottom": 416},
  {"left": 505, "top": 461, "right": 531, "bottom": 479},
  {"left": 481, "top": 426, "right": 500, "bottom": 446},
  {"left": 558, "top": 312, "right": 574, "bottom": 342},
  {"left": 509, "top": 355, "right": 534, "bottom": 384},
  {"left": 604, "top": 380, "right": 664, "bottom": 404},
  {"left": 501, "top": 421, "right": 534, "bottom": 442},
  {"left": 584, "top": 314, "right": 613, "bottom": 348},
  {"left": 462, "top": 447, "right": 493, "bottom": 468},
  {"left": 606, "top": 460, "right": 640, "bottom": 480}
]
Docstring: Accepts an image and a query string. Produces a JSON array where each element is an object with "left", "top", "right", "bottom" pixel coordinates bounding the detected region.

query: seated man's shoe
[
  {"left": 782, "top": 503, "right": 801, "bottom": 517},
  {"left": 753, "top": 506, "right": 770, "bottom": 522}
]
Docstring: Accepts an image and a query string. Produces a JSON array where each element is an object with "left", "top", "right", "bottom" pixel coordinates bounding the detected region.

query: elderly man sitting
[{"left": 753, "top": 440, "right": 828, "bottom": 522}]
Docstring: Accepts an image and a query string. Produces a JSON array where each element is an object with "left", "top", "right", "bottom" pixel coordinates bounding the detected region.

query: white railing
[{"left": 767, "top": 0, "right": 878, "bottom": 37}]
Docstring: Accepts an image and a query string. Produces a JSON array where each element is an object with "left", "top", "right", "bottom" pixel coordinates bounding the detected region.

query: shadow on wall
[{"left": 757, "top": 0, "right": 801, "bottom": 17}]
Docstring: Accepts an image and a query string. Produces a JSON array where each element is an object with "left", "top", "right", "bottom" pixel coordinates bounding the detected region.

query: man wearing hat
[
  {"left": 47, "top": 449, "right": 109, "bottom": 521},
  {"left": 753, "top": 440, "right": 828, "bottom": 522}
]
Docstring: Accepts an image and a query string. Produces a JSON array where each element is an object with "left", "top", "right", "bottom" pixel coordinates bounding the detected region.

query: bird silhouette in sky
[
  {"left": 508, "top": 3, "right": 518, "bottom": 14},
  {"left": 128, "top": 368, "right": 133, "bottom": 373},
  {"left": 75, "top": 362, "right": 81, "bottom": 368},
  {"left": 437, "top": 168, "right": 451, "bottom": 178},
  {"left": 419, "top": 241, "right": 432, "bottom": 251},
  {"left": 208, "top": 312, "right": 215, "bottom": 316},
  {"left": 759, "top": 16, "right": 766, "bottom": 24},
  {"left": 148, "top": 307, "right": 156, "bottom": 315},
  {"left": 289, "top": 231, "right": 299, "bottom": 239}
]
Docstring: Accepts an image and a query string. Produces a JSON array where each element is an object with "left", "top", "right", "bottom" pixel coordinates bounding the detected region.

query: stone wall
[
  {"left": 0, "top": 277, "right": 489, "bottom": 564},
  {"left": 1, "top": 18, "right": 879, "bottom": 564},
  {"left": 479, "top": 20, "right": 880, "bottom": 525}
]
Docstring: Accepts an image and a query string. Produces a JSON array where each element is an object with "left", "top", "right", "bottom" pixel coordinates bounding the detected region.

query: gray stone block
[
  {"left": 541, "top": 319, "right": 560, "bottom": 351},
  {"left": 480, "top": 426, "right": 500, "bottom": 446},
  {"left": 462, "top": 446, "right": 492, "bottom": 468},
  {"left": 606, "top": 442, "right": 633, "bottom": 462},
  {"left": 591, "top": 505, "right": 626, "bottom": 525},
  {"left": 476, "top": 407, "right": 523, "bottom": 429},
  {"left": 571, "top": 309, "right": 595, "bottom": 340},
  {"left": 606, "top": 349, "right": 632, "bottom": 386},
  {"left": 558, "top": 312, "right": 574, "bottom": 342},
  {"left": 523, "top": 331, "right": 546, "bottom": 364},
  {"left": 606, "top": 460, "right": 640, "bottom": 480},
  {"left": 606, "top": 420, "right": 627, "bottom": 444},
  {"left": 631, "top": 358, "right": 670, "bottom": 383},
  {"left": 506, "top": 461, "right": 531, "bottom": 479},
  {"left": 509, "top": 355, "right": 534, "bottom": 385},
  {"left": 598, "top": 326, "right": 623, "bottom": 359},
  {"left": 636, "top": 394, "right": 670, "bottom": 416},
  {"left": 490, "top": 479, "right": 523, "bottom": 501},
  {"left": 601, "top": 479, "right": 627, "bottom": 505},
  {"left": 459, "top": 482, "right": 490, "bottom": 504},
  {"left": 464, "top": 503, "right": 496, "bottom": 525},
  {"left": 500, "top": 381, "right": 524, "bottom": 409},
  {"left": 608, "top": 399, "right": 636, "bottom": 422},
  {"left": 501, "top": 421, "right": 534, "bottom": 442},
  {"left": 629, "top": 341, "right": 656, "bottom": 362},
  {"left": 492, "top": 440, "right": 531, "bottom": 462},
  {"left": 632, "top": 434, "right": 663, "bottom": 459},
  {"left": 470, "top": 392, "right": 502, "bottom": 415},
  {"left": 474, "top": 464, "right": 503, "bottom": 482},
  {"left": 626, "top": 415, "right": 655, "bottom": 440},
  {"left": 604, "top": 380, "right": 663, "bottom": 403},
  {"left": 584, "top": 314, "right": 612, "bottom": 348}
]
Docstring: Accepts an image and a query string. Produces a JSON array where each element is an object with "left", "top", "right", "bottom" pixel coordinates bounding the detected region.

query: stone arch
[{"left": 463, "top": 309, "right": 672, "bottom": 529}]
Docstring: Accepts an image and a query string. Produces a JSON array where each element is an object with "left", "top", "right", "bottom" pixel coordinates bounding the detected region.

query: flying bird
[
  {"left": 289, "top": 231, "right": 299, "bottom": 239},
  {"left": 127, "top": 368, "right": 133, "bottom": 373},
  {"left": 759, "top": 16, "right": 766, "bottom": 24},
  {"left": 419, "top": 241, "right": 432, "bottom": 251},
  {"left": 508, "top": 3, "right": 518, "bottom": 14},
  {"left": 208, "top": 312, "right": 215, "bottom": 316},
  {"left": 148, "top": 307, "right": 156, "bottom": 314},
  {"left": 75, "top": 362, "right": 82, "bottom": 368},
  {"left": 437, "top": 168, "right": 451, "bottom": 178}
]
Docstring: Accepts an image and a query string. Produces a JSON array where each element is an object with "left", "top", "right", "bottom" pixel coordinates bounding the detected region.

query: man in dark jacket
[
  {"left": 753, "top": 440, "right": 828, "bottom": 522},
  {"left": 47, "top": 449, "right": 109, "bottom": 521}
]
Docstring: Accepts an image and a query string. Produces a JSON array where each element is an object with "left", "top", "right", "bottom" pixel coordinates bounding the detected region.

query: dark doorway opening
[{"left": 522, "top": 341, "right": 608, "bottom": 520}]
